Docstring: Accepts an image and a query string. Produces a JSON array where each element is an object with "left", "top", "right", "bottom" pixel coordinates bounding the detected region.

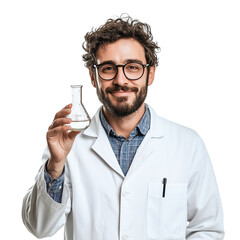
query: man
[{"left": 22, "top": 15, "right": 224, "bottom": 240}]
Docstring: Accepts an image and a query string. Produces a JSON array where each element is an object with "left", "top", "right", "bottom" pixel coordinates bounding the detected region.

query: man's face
[{"left": 90, "top": 38, "right": 155, "bottom": 117}]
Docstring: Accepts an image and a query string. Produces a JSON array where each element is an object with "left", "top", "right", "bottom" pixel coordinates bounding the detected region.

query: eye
[
  {"left": 100, "top": 64, "right": 116, "bottom": 73},
  {"left": 125, "top": 63, "right": 142, "bottom": 72}
]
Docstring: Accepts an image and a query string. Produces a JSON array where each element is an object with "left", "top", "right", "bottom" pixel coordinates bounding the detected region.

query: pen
[{"left": 162, "top": 178, "right": 167, "bottom": 198}]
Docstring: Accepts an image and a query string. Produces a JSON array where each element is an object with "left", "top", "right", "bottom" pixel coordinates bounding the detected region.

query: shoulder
[{"left": 149, "top": 105, "right": 203, "bottom": 144}]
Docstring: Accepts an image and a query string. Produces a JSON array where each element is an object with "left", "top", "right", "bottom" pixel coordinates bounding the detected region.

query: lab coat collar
[
  {"left": 83, "top": 107, "right": 101, "bottom": 138},
  {"left": 83, "top": 107, "right": 125, "bottom": 177},
  {"left": 83, "top": 104, "right": 164, "bottom": 178},
  {"left": 83, "top": 104, "right": 165, "bottom": 139},
  {"left": 147, "top": 104, "right": 165, "bottom": 138}
]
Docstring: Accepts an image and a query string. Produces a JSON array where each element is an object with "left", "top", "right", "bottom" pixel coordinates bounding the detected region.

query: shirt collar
[
  {"left": 99, "top": 108, "right": 114, "bottom": 136},
  {"left": 99, "top": 105, "right": 151, "bottom": 137}
]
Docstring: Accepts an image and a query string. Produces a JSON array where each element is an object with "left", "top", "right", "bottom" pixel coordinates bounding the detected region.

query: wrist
[{"left": 46, "top": 158, "right": 65, "bottom": 179}]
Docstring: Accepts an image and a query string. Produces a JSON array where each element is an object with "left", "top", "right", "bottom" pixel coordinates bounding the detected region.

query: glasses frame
[{"left": 93, "top": 62, "right": 150, "bottom": 81}]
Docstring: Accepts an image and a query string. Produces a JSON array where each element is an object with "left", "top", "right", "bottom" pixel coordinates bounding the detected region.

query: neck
[{"left": 103, "top": 104, "right": 146, "bottom": 139}]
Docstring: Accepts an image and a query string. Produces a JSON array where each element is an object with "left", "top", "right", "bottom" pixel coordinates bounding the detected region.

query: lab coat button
[{"left": 122, "top": 234, "right": 129, "bottom": 240}]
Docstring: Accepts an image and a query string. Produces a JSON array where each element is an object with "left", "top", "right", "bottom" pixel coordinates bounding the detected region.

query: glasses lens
[
  {"left": 124, "top": 63, "right": 144, "bottom": 80},
  {"left": 98, "top": 63, "right": 117, "bottom": 80},
  {"left": 97, "top": 62, "right": 145, "bottom": 80}
]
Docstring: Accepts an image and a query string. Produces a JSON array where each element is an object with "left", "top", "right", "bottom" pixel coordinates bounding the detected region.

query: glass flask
[{"left": 68, "top": 85, "right": 91, "bottom": 131}]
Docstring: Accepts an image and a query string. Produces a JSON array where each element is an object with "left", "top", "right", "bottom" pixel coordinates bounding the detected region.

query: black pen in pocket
[{"left": 162, "top": 178, "right": 167, "bottom": 198}]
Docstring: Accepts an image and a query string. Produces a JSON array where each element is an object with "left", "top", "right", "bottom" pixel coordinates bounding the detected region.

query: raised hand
[{"left": 46, "top": 104, "right": 80, "bottom": 179}]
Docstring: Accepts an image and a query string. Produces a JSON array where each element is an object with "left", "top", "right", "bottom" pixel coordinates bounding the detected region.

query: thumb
[{"left": 68, "top": 130, "right": 81, "bottom": 141}]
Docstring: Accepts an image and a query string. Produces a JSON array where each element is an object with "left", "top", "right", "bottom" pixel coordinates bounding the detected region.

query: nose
[{"left": 112, "top": 66, "right": 128, "bottom": 85}]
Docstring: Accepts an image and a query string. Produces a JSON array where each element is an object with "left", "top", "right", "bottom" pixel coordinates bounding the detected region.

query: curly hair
[{"left": 82, "top": 15, "right": 160, "bottom": 69}]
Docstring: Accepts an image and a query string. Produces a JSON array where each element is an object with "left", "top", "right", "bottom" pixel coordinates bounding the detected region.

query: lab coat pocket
[{"left": 147, "top": 182, "right": 187, "bottom": 240}]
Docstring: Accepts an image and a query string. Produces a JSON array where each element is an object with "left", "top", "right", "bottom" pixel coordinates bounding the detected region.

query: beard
[{"left": 96, "top": 82, "right": 148, "bottom": 118}]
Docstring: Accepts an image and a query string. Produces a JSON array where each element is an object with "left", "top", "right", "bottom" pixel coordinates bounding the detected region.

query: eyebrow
[
  {"left": 124, "top": 59, "right": 144, "bottom": 64},
  {"left": 98, "top": 59, "right": 145, "bottom": 65}
]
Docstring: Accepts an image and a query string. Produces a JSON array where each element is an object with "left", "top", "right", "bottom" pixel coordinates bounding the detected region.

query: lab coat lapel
[
  {"left": 84, "top": 106, "right": 165, "bottom": 178},
  {"left": 126, "top": 106, "right": 165, "bottom": 177},
  {"left": 83, "top": 108, "right": 125, "bottom": 178},
  {"left": 126, "top": 132, "right": 164, "bottom": 177},
  {"left": 91, "top": 127, "right": 125, "bottom": 178}
]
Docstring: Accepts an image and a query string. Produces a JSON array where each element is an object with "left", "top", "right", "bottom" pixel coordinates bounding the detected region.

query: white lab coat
[{"left": 22, "top": 106, "right": 224, "bottom": 240}]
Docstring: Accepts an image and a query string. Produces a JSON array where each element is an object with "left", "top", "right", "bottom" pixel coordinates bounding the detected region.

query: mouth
[
  {"left": 106, "top": 86, "right": 138, "bottom": 97},
  {"left": 110, "top": 90, "right": 133, "bottom": 97}
]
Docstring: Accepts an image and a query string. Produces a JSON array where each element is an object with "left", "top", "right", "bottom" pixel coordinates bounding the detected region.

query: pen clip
[{"left": 162, "top": 178, "right": 167, "bottom": 198}]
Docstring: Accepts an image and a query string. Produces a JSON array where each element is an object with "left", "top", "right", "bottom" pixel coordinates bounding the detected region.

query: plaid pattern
[
  {"left": 44, "top": 166, "right": 64, "bottom": 203},
  {"left": 100, "top": 105, "right": 150, "bottom": 176}
]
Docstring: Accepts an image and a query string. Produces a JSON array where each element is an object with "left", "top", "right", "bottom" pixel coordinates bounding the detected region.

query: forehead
[{"left": 96, "top": 38, "right": 146, "bottom": 64}]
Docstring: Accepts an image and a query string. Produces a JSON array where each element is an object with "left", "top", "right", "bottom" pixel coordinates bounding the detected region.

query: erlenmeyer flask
[{"left": 68, "top": 85, "right": 91, "bottom": 131}]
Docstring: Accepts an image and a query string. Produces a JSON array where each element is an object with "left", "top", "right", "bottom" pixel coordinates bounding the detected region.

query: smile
[{"left": 110, "top": 91, "right": 134, "bottom": 97}]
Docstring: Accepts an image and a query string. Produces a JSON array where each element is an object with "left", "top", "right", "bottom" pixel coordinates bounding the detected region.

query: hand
[{"left": 46, "top": 104, "right": 80, "bottom": 179}]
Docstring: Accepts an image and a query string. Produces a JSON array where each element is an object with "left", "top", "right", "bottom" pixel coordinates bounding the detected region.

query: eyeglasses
[{"left": 93, "top": 62, "right": 149, "bottom": 81}]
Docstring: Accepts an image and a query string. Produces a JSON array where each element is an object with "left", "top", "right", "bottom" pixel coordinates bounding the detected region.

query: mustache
[{"left": 105, "top": 85, "right": 138, "bottom": 94}]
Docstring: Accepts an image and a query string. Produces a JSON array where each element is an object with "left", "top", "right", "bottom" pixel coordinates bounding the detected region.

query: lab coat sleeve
[
  {"left": 186, "top": 138, "right": 224, "bottom": 239},
  {"left": 22, "top": 149, "right": 71, "bottom": 238}
]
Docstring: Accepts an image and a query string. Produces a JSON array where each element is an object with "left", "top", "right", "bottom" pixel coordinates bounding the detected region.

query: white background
[{"left": 0, "top": 0, "right": 239, "bottom": 239}]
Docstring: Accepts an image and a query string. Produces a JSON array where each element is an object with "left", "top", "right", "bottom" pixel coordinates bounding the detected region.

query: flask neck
[{"left": 71, "top": 85, "right": 82, "bottom": 105}]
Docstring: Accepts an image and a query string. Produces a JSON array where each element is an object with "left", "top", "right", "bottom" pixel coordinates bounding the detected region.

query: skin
[
  {"left": 46, "top": 38, "right": 155, "bottom": 179},
  {"left": 46, "top": 104, "right": 80, "bottom": 179},
  {"left": 90, "top": 38, "right": 155, "bottom": 138}
]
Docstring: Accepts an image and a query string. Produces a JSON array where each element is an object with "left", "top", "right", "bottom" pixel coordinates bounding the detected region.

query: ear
[
  {"left": 147, "top": 66, "right": 155, "bottom": 86},
  {"left": 89, "top": 69, "right": 96, "bottom": 88}
]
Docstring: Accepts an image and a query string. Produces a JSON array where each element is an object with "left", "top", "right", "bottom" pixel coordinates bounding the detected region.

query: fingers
[
  {"left": 47, "top": 125, "right": 71, "bottom": 138},
  {"left": 68, "top": 130, "right": 81, "bottom": 141},
  {"left": 48, "top": 104, "right": 82, "bottom": 139},
  {"left": 48, "top": 104, "right": 72, "bottom": 130},
  {"left": 47, "top": 124, "right": 81, "bottom": 140},
  {"left": 54, "top": 104, "right": 72, "bottom": 120},
  {"left": 49, "top": 117, "right": 71, "bottom": 130}
]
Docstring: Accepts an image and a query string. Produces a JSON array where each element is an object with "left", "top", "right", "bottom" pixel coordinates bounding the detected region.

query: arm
[
  {"left": 22, "top": 148, "right": 71, "bottom": 238},
  {"left": 22, "top": 104, "right": 80, "bottom": 238},
  {"left": 44, "top": 161, "right": 64, "bottom": 203},
  {"left": 186, "top": 139, "right": 224, "bottom": 239}
]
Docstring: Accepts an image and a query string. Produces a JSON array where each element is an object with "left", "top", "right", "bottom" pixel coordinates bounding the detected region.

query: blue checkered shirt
[
  {"left": 99, "top": 105, "right": 150, "bottom": 176},
  {"left": 44, "top": 105, "right": 151, "bottom": 203}
]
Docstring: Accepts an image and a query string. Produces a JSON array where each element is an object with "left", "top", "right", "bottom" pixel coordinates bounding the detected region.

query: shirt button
[{"left": 122, "top": 234, "right": 129, "bottom": 240}]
